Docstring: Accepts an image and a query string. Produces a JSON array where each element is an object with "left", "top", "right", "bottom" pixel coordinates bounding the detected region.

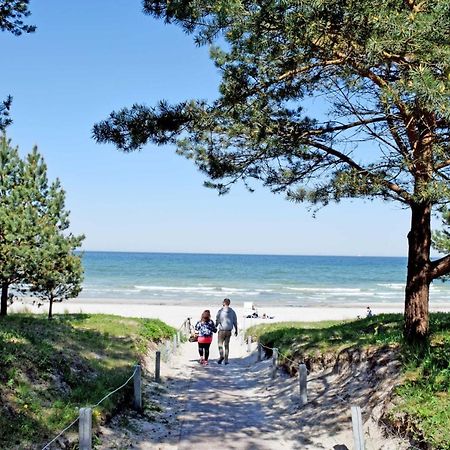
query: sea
[{"left": 79, "top": 252, "right": 450, "bottom": 306}]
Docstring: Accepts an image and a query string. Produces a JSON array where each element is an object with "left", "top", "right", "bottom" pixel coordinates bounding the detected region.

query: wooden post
[
  {"left": 165, "top": 341, "right": 171, "bottom": 360},
  {"left": 186, "top": 317, "right": 191, "bottom": 336},
  {"left": 155, "top": 351, "right": 161, "bottom": 383},
  {"left": 271, "top": 348, "right": 278, "bottom": 379},
  {"left": 351, "top": 406, "right": 365, "bottom": 450},
  {"left": 257, "top": 342, "right": 262, "bottom": 361},
  {"left": 247, "top": 335, "right": 251, "bottom": 353},
  {"left": 173, "top": 335, "right": 177, "bottom": 353},
  {"left": 79, "top": 407, "right": 92, "bottom": 450},
  {"left": 299, "top": 363, "right": 308, "bottom": 406},
  {"left": 133, "top": 365, "right": 142, "bottom": 411}
]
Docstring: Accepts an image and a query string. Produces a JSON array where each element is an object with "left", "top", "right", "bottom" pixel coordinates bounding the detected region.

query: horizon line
[{"left": 79, "top": 249, "right": 409, "bottom": 258}]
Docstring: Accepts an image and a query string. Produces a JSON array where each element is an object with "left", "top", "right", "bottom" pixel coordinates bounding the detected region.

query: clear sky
[{"left": 0, "top": 0, "right": 422, "bottom": 256}]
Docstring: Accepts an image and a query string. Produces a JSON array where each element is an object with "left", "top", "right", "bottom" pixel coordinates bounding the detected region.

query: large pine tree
[{"left": 94, "top": 0, "right": 450, "bottom": 343}]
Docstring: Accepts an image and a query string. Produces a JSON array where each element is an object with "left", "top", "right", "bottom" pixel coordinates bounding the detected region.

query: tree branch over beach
[
  {"left": 94, "top": 0, "right": 450, "bottom": 344},
  {"left": 0, "top": 0, "right": 35, "bottom": 130}
]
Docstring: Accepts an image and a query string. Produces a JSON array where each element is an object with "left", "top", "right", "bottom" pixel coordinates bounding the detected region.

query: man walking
[{"left": 215, "top": 298, "right": 238, "bottom": 365}]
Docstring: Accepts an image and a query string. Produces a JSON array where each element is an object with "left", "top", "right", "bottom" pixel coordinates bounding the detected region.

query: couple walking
[{"left": 194, "top": 298, "right": 238, "bottom": 366}]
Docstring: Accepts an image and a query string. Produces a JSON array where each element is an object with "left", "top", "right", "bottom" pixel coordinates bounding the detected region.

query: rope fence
[
  {"left": 40, "top": 318, "right": 191, "bottom": 450},
  {"left": 245, "top": 334, "right": 366, "bottom": 449}
]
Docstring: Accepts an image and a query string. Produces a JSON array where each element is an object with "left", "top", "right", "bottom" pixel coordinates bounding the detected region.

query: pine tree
[
  {"left": 0, "top": 136, "right": 28, "bottom": 315},
  {"left": 0, "top": 136, "right": 84, "bottom": 316},
  {"left": 28, "top": 180, "right": 84, "bottom": 319},
  {"left": 94, "top": 0, "right": 450, "bottom": 344}
]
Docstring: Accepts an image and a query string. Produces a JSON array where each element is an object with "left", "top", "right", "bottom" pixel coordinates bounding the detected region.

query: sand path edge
[{"left": 97, "top": 333, "right": 410, "bottom": 450}]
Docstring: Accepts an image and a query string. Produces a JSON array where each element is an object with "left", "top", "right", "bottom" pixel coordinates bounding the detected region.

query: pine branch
[
  {"left": 307, "top": 140, "right": 412, "bottom": 203},
  {"left": 429, "top": 254, "right": 450, "bottom": 280}
]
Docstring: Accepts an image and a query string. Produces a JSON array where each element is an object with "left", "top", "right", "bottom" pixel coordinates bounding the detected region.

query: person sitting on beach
[
  {"left": 194, "top": 310, "right": 217, "bottom": 366},
  {"left": 216, "top": 298, "right": 238, "bottom": 365},
  {"left": 246, "top": 305, "right": 259, "bottom": 318}
]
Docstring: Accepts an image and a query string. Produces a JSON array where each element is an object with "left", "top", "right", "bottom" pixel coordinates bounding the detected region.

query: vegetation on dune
[
  {"left": 248, "top": 313, "right": 450, "bottom": 449},
  {"left": 0, "top": 313, "right": 175, "bottom": 450}
]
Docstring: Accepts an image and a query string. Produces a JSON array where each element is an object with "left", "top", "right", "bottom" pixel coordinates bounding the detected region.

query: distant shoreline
[{"left": 9, "top": 298, "right": 450, "bottom": 328}]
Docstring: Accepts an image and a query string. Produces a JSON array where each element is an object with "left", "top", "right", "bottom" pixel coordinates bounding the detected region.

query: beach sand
[{"left": 9, "top": 297, "right": 450, "bottom": 328}]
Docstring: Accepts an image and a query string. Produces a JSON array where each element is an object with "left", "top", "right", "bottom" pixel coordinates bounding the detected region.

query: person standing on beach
[
  {"left": 216, "top": 298, "right": 238, "bottom": 365},
  {"left": 194, "top": 310, "right": 217, "bottom": 366}
]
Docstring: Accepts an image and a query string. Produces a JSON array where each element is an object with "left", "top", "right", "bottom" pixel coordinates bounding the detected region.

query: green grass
[
  {"left": 0, "top": 313, "right": 176, "bottom": 450},
  {"left": 247, "top": 313, "right": 450, "bottom": 450}
]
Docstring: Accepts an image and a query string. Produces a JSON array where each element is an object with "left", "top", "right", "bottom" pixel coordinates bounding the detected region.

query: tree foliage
[
  {"left": 94, "top": 0, "right": 450, "bottom": 342},
  {"left": 28, "top": 180, "right": 84, "bottom": 319},
  {"left": 0, "top": 0, "right": 35, "bottom": 35},
  {"left": 0, "top": 136, "right": 84, "bottom": 316},
  {"left": 0, "top": 0, "right": 35, "bottom": 131},
  {"left": 433, "top": 208, "right": 450, "bottom": 254}
]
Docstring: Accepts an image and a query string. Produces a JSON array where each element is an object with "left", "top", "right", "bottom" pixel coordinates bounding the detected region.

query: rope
[
  {"left": 41, "top": 417, "right": 79, "bottom": 450},
  {"left": 40, "top": 364, "right": 138, "bottom": 450},
  {"left": 91, "top": 365, "right": 138, "bottom": 408},
  {"left": 259, "top": 342, "right": 301, "bottom": 367},
  {"left": 41, "top": 317, "right": 191, "bottom": 450},
  {"left": 178, "top": 317, "right": 191, "bottom": 332}
]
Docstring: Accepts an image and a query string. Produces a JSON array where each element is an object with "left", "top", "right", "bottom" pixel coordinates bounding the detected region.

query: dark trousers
[{"left": 198, "top": 342, "right": 211, "bottom": 360}]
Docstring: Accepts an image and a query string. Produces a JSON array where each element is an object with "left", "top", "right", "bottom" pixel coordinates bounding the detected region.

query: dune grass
[
  {"left": 0, "top": 313, "right": 176, "bottom": 450},
  {"left": 247, "top": 313, "right": 450, "bottom": 450}
]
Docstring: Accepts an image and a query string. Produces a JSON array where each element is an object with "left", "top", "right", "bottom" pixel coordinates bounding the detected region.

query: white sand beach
[{"left": 9, "top": 297, "right": 450, "bottom": 328}]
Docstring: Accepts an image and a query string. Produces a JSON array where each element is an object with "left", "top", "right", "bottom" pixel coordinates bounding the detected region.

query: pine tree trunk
[
  {"left": 48, "top": 296, "right": 53, "bottom": 320},
  {"left": 404, "top": 202, "right": 431, "bottom": 343},
  {"left": 1, "top": 283, "right": 8, "bottom": 316}
]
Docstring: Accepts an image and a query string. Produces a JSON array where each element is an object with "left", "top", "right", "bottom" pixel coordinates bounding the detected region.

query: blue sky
[{"left": 1, "top": 0, "right": 418, "bottom": 256}]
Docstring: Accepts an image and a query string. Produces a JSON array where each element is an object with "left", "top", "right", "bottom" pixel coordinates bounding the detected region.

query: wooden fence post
[
  {"left": 173, "top": 335, "right": 177, "bottom": 353},
  {"left": 271, "top": 348, "right": 278, "bottom": 379},
  {"left": 299, "top": 363, "right": 308, "bottom": 406},
  {"left": 165, "top": 341, "right": 171, "bottom": 360},
  {"left": 257, "top": 342, "right": 262, "bottom": 361},
  {"left": 155, "top": 351, "right": 161, "bottom": 383},
  {"left": 186, "top": 318, "right": 191, "bottom": 336},
  {"left": 247, "top": 335, "right": 252, "bottom": 353},
  {"left": 79, "top": 407, "right": 92, "bottom": 450},
  {"left": 133, "top": 365, "right": 142, "bottom": 411},
  {"left": 351, "top": 406, "right": 365, "bottom": 450}
]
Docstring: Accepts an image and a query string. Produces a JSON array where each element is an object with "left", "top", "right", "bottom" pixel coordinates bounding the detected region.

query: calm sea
[{"left": 79, "top": 252, "right": 450, "bottom": 306}]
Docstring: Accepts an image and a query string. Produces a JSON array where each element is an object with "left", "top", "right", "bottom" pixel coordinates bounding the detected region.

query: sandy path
[
  {"left": 98, "top": 334, "right": 409, "bottom": 450},
  {"left": 171, "top": 337, "right": 298, "bottom": 450}
]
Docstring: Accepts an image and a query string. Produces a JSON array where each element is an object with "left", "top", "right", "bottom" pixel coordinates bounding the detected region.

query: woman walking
[{"left": 194, "top": 310, "right": 217, "bottom": 365}]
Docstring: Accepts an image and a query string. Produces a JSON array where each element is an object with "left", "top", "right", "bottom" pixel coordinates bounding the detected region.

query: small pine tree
[
  {"left": 0, "top": 136, "right": 28, "bottom": 315},
  {"left": 0, "top": 136, "right": 84, "bottom": 316}
]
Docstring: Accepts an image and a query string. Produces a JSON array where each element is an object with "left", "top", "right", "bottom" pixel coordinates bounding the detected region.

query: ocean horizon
[{"left": 78, "top": 251, "right": 450, "bottom": 306}]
